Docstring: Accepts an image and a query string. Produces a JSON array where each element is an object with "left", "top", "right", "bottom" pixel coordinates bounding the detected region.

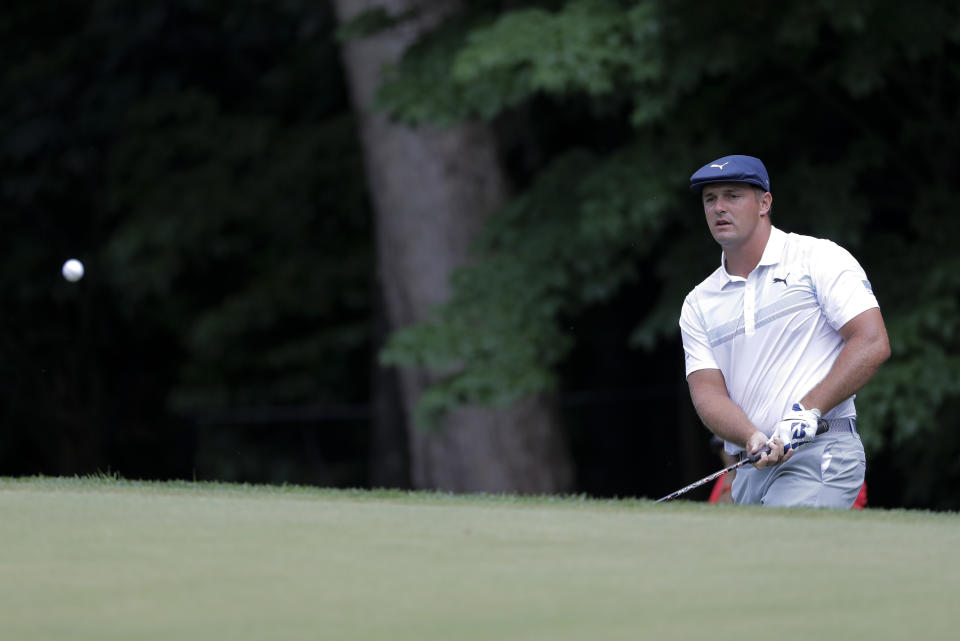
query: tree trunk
[{"left": 333, "top": 0, "right": 573, "bottom": 493}]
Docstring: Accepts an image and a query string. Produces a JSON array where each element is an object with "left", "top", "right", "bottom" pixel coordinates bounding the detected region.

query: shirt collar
[
  {"left": 718, "top": 225, "right": 786, "bottom": 283},
  {"left": 758, "top": 225, "right": 786, "bottom": 267}
]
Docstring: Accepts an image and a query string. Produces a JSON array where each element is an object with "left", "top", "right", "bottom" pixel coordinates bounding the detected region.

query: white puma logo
[{"left": 710, "top": 162, "right": 729, "bottom": 170}]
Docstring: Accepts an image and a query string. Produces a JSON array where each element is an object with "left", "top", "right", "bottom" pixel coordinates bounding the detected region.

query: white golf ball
[{"left": 62, "top": 258, "right": 85, "bottom": 282}]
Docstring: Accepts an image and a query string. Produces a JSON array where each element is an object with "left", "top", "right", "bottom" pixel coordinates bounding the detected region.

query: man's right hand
[{"left": 746, "top": 431, "right": 788, "bottom": 469}]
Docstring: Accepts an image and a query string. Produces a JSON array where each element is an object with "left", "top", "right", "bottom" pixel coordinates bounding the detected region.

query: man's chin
[{"left": 711, "top": 229, "right": 738, "bottom": 245}]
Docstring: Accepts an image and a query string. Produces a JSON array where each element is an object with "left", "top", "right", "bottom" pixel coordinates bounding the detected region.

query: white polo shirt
[{"left": 679, "top": 226, "right": 879, "bottom": 454}]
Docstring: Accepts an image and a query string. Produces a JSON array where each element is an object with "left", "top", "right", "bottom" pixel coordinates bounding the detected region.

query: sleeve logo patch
[{"left": 862, "top": 279, "right": 873, "bottom": 294}]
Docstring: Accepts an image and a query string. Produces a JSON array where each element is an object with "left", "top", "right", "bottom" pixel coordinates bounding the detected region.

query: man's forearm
[
  {"left": 687, "top": 368, "right": 788, "bottom": 467},
  {"left": 690, "top": 388, "right": 761, "bottom": 449},
  {"left": 801, "top": 312, "right": 891, "bottom": 414}
]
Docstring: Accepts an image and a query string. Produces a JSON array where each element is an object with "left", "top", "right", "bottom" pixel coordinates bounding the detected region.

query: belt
[
  {"left": 822, "top": 417, "right": 857, "bottom": 434},
  {"left": 737, "top": 418, "right": 857, "bottom": 460}
]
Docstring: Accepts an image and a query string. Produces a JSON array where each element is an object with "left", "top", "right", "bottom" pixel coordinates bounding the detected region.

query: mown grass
[{"left": 1, "top": 476, "right": 957, "bottom": 641}]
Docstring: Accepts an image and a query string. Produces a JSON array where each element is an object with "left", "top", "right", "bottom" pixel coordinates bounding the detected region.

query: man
[{"left": 679, "top": 155, "right": 890, "bottom": 507}]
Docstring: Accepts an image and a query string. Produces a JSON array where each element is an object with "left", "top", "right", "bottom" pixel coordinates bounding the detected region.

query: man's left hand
[{"left": 770, "top": 403, "right": 825, "bottom": 450}]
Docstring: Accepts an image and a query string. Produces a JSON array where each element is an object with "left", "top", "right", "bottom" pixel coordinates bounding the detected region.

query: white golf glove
[{"left": 769, "top": 403, "right": 826, "bottom": 449}]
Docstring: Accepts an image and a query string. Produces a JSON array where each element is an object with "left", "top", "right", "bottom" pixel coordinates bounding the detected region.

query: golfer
[{"left": 679, "top": 155, "right": 890, "bottom": 507}]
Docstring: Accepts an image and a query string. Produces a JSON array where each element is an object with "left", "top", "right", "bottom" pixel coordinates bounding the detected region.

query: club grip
[
  {"left": 746, "top": 442, "right": 796, "bottom": 464},
  {"left": 747, "top": 418, "right": 828, "bottom": 462}
]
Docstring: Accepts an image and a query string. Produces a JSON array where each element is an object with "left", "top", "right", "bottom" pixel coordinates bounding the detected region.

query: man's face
[{"left": 701, "top": 182, "right": 770, "bottom": 248}]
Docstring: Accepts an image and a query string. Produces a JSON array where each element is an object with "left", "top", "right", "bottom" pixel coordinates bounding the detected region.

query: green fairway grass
[{"left": 1, "top": 477, "right": 957, "bottom": 641}]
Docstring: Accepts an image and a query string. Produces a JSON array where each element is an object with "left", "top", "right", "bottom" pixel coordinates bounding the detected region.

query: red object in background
[
  {"left": 852, "top": 483, "right": 868, "bottom": 509},
  {"left": 708, "top": 472, "right": 734, "bottom": 503}
]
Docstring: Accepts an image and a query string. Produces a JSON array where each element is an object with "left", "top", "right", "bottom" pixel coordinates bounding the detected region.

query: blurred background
[{"left": 1, "top": 0, "right": 958, "bottom": 508}]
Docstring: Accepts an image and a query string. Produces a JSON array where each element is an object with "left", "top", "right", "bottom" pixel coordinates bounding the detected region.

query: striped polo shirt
[{"left": 679, "top": 226, "right": 879, "bottom": 454}]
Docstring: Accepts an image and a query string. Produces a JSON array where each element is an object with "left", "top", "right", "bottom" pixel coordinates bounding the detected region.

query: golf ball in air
[{"left": 62, "top": 259, "right": 85, "bottom": 282}]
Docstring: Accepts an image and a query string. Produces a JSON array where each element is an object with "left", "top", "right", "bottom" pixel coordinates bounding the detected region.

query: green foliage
[
  {"left": 373, "top": 11, "right": 515, "bottom": 126},
  {"left": 376, "top": 0, "right": 663, "bottom": 125},
  {"left": 453, "top": 0, "right": 659, "bottom": 97},
  {"left": 375, "top": 0, "right": 960, "bottom": 504}
]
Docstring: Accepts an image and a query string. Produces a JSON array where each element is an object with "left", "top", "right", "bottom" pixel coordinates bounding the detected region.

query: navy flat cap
[{"left": 689, "top": 155, "right": 770, "bottom": 193}]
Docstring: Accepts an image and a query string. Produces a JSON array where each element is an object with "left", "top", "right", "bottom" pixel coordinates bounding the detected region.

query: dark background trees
[
  {"left": 1, "top": 0, "right": 958, "bottom": 508},
  {"left": 1, "top": 1, "right": 372, "bottom": 485},
  {"left": 333, "top": 0, "right": 574, "bottom": 493}
]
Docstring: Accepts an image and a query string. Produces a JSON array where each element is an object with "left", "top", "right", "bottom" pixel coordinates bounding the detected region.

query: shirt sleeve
[
  {"left": 809, "top": 239, "right": 880, "bottom": 330},
  {"left": 679, "top": 293, "right": 719, "bottom": 376}
]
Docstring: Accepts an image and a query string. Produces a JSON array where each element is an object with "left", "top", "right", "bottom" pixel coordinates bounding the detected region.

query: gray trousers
[{"left": 731, "top": 431, "right": 866, "bottom": 508}]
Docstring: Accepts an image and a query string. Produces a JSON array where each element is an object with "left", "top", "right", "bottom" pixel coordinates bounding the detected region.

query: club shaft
[
  {"left": 655, "top": 458, "right": 751, "bottom": 503},
  {"left": 655, "top": 442, "right": 799, "bottom": 503}
]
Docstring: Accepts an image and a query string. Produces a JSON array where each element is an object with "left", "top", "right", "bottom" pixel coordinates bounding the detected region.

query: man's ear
[{"left": 760, "top": 191, "right": 772, "bottom": 217}]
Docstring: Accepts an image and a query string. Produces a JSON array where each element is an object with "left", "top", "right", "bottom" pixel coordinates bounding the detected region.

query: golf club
[
  {"left": 656, "top": 419, "right": 829, "bottom": 503},
  {"left": 655, "top": 443, "right": 789, "bottom": 503}
]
